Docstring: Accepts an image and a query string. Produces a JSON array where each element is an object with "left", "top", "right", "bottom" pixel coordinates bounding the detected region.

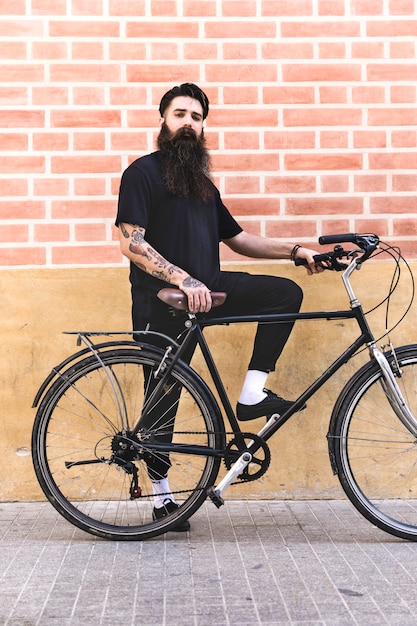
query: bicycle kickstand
[{"left": 206, "top": 451, "right": 252, "bottom": 508}]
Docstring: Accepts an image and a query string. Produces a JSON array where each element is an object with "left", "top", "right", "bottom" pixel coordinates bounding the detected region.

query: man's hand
[
  {"left": 294, "top": 247, "right": 328, "bottom": 275},
  {"left": 180, "top": 276, "right": 212, "bottom": 312}
]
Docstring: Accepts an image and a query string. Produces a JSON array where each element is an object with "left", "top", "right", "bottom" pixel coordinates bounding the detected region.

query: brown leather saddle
[{"left": 157, "top": 287, "right": 227, "bottom": 311}]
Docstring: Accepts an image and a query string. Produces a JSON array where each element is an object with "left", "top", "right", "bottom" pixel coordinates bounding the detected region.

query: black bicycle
[{"left": 32, "top": 233, "right": 417, "bottom": 541}]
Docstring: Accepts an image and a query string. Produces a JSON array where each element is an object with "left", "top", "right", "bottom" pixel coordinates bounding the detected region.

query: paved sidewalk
[{"left": 1, "top": 499, "right": 417, "bottom": 625}]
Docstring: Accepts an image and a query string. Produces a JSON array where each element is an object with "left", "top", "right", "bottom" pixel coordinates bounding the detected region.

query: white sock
[
  {"left": 151, "top": 478, "right": 176, "bottom": 509},
  {"left": 238, "top": 370, "right": 268, "bottom": 405}
]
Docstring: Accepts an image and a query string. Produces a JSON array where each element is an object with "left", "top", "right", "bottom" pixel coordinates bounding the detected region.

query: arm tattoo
[{"left": 182, "top": 276, "right": 203, "bottom": 288}]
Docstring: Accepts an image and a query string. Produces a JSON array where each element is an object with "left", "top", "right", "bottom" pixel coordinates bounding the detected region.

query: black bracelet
[{"left": 290, "top": 245, "right": 302, "bottom": 262}]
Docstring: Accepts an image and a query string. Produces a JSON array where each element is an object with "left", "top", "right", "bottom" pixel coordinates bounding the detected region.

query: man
[{"left": 116, "top": 83, "right": 324, "bottom": 530}]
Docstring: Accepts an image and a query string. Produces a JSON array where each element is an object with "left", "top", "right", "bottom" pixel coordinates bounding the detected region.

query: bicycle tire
[
  {"left": 32, "top": 346, "right": 224, "bottom": 540},
  {"left": 331, "top": 345, "right": 417, "bottom": 541}
]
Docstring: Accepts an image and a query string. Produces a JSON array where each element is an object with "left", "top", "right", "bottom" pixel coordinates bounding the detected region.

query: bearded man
[{"left": 116, "top": 83, "right": 323, "bottom": 530}]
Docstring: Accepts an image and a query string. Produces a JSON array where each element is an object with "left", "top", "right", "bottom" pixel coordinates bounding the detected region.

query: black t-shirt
[{"left": 116, "top": 152, "right": 242, "bottom": 320}]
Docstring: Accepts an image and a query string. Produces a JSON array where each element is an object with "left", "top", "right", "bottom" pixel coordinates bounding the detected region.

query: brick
[
  {"left": 354, "top": 175, "right": 387, "bottom": 192},
  {"left": 319, "top": 87, "right": 348, "bottom": 103},
  {"left": 223, "top": 87, "right": 259, "bottom": 105},
  {"left": 264, "top": 176, "right": 316, "bottom": 194},
  {"left": 223, "top": 43, "right": 258, "bottom": 59},
  {"left": 52, "top": 244, "right": 122, "bottom": 265},
  {"left": 51, "top": 111, "right": 120, "bottom": 128},
  {"left": 266, "top": 220, "right": 318, "bottom": 239},
  {"left": 0, "top": 156, "right": 44, "bottom": 174},
  {"left": 71, "top": 0, "right": 103, "bottom": 15},
  {"left": 392, "top": 174, "right": 417, "bottom": 191},
  {"left": 222, "top": 1, "right": 256, "bottom": 16},
  {"left": 0, "top": 20, "right": 43, "bottom": 36},
  {"left": 31, "top": 0, "right": 67, "bottom": 14},
  {"left": 31, "top": 41, "right": 67, "bottom": 60},
  {"left": 367, "top": 20, "right": 417, "bottom": 37},
  {"left": 368, "top": 64, "right": 417, "bottom": 82},
  {"left": 351, "top": 0, "right": 383, "bottom": 14},
  {"left": 183, "top": 43, "right": 218, "bottom": 60},
  {"left": 223, "top": 132, "right": 260, "bottom": 150},
  {"left": 320, "top": 131, "right": 348, "bottom": 148},
  {"left": 126, "top": 21, "right": 198, "bottom": 38},
  {"left": 283, "top": 108, "right": 361, "bottom": 127},
  {"left": 321, "top": 175, "right": 349, "bottom": 193},
  {"left": 72, "top": 42, "right": 104, "bottom": 60},
  {"left": 110, "top": 86, "right": 147, "bottom": 105},
  {"left": 127, "top": 110, "right": 166, "bottom": 128},
  {"left": 111, "top": 132, "right": 148, "bottom": 151},
  {"left": 32, "top": 86, "right": 68, "bottom": 105},
  {"left": 225, "top": 197, "right": 282, "bottom": 216},
  {"left": 206, "top": 63, "right": 277, "bottom": 83},
  {"left": 390, "top": 41, "right": 416, "bottom": 58},
  {"left": 319, "top": 43, "right": 346, "bottom": 58},
  {"left": 151, "top": 42, "right": 179, "bottom": 60},
  {"left": 49, "top": 21, "right": 120, "bottom": 37},
  {"left": 74, "top": 178, "right": 107, "bottom": 196},
  {"left": 0, "top": 201, "right": 45, "bottom": 220},
  {"left": 208, "top": 109, "right": 278, "bottom": 127},
  {"left": 281, "top": 21, "right": 360, "bottom": 37},
  {"left": 0, "top": 65, "right": 44, "bottom": 82},
  {"left": 286, "top": 197, "right": 363, "bottom": 215},
  {"left": 0, "top": 223, "right": 29, "bottom": 243},
  {"left": 205, "top": 21, "right": 277, "bottom": 38},
  {"left": 109, "top": 0, "right": 146, "bottom": 16},
  {"left": 34, "top": 223, "right": 70, "bottom": 242},
  {"left": 183, "top": 0, "right": 217, "bottom": 16},
  {"left": 322, "top": 219, "right": 351, "bottom": 236},
  {"left": 51, "top": 199, "right": 116, "bottom": 218},
  {"left": 354, "top": 219, "right": 388, "bottom": 237},
  {"left": 73, "top": 132, "right": 106, "bottom": 151},
  {"left": 352, "top": 86, "right": 385, "bottom": 103},
  {"left": 127, "top": 65, "right": 200, "bottom": 83},
  {"left": 318, "top": 0, "right": 345, "bottom": 15},
  {"left": 150, "top": 0, "right": 178, "bottom": 16},
  {"left": 393, "top": 219, "right": 417, "bottom": 236},
  {"left": 74, "top": 223, "right": 107, "bottom": 241},
  {"left": 225, "top": 176, "right": 260, "bottom": 194},
  {"left": 0, "top": 0, "right": 25, "bottom": 12},
  {"left": 0, "top": 87, "right": 27, "bottom": 105},
  {"left": 73, "top": 87, "right": 106, "bottom": 106},
  {"left": 353, "top": 131, "right": 386, "bottom": 148},
  {"left": 391, "top": 130, "right": 417, "bottom": 148},
  {"left": 262, "top": 42, "right": 314, "bottom": 59},
  {"left": 0, "top": 133, "right": 28, "bottom": 151},
  {"left": 283, "top": 63, "right": 361, "bottom": 82},
  {"left": 0, "top": 178, "right": 28, "bottom": 196},
  {"left": 50, "top": 64, "right": 120, "bottom": 83},
  {"left": 109, "top": 42, "right": 147, "bottom": 61},
  {"left": 263, "top": 86, "right": 315, "bottom": 104},
  {"left": 389, "top": 0, "right": 415, "bottom": 14},
  {"left": 32, "top": 133, "right": 69, "bottom": 151},
  {"left": 262, "top": 0, "right": 313, "bottom": 16},
  {"left": 33, "top": 178, "right": 70, "bottom": 196},
  {"left": 370, "top": 196, "right": 417, "bottom": 213},
  {"left": 264, "top": 131, "right": 315, "bottom": 150},
  {"left": 390, "top": 86, "right": 416, "bottom": 104},
  {"left": 0, "top": 247, "right": 46, "bottom": 266},
  {"left": 212, "top": 153, "right": 279, "bottom": 172},
  {"left": 369, "top": 108, "right": 417, "bottom": 126},
  {"left": 351, "top": 42, "right": 384, "bottom": 58},
  {"left": 0, "top": 42, "right": 26, "bottom": 60},
  {"left": 51, "top": 156, "right": 120, "bottom": 174},
  {"left": 285, "top": 153, "right": 362, "bottom": 171}
]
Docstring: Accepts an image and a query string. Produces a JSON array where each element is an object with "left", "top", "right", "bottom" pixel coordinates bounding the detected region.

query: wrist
[{"left": 290, "top": 245, "right": 302, "bottom": 262}]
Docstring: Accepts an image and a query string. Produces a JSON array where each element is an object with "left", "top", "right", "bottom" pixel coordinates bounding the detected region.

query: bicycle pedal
[{"left": 207, "top": 486, "right": 224, "bottom": 508}]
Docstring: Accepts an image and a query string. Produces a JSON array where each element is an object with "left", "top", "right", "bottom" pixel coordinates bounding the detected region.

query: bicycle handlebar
[{"left": 295, "top": 233, "right": 380, "bottom": 271}]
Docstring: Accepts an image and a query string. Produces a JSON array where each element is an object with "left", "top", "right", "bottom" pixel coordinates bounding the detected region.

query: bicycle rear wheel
[
  {"left": 32, "top": 347, "right": 224, "bottom": 540},
  {"left": 332, "top": 345, "right": 417, "bottom": 541}
]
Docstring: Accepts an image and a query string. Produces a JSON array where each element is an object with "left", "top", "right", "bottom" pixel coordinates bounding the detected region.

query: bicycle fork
[{"left": 371, "top": 343, "right": 417, "bottom": 437}]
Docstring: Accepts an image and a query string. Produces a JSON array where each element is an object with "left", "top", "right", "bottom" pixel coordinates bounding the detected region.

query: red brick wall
[{"left": 1, "top": 0, "right": 417, "bottom": 267}]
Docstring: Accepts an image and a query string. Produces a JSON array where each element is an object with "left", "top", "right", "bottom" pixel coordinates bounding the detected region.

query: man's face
[{"left": 159, "top": 95, "right": 205, "bottom": 139}]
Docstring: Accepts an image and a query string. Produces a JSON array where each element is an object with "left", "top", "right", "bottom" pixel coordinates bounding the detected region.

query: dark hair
[{"left": 159, "top": 83, "right": 209, "bottom": 119}]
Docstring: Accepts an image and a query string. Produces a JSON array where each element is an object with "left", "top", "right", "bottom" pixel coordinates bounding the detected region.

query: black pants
[{"left": 135, "top": 272, "right": 303, "bottom": 479}]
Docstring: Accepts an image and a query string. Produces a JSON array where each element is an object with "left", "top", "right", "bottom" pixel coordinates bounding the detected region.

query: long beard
[{"left": 157, "top": 123, "right": 214, "bottom": 204}]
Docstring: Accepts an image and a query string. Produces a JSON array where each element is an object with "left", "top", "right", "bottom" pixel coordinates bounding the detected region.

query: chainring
[{"left": 224, "top": 433, "right": 271, "bottom": 482}]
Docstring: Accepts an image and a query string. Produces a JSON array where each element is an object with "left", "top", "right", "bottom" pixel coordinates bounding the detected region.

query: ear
[{"left": 159, "top": 117, "right": 165, "bottom": 128}]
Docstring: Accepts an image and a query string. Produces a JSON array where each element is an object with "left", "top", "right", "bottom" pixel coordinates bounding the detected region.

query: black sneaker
[
  {"left": 236, "top": 389, "right": 306, "bottom": 421},
  {"left": 152, "top": 498, "right": 191, "bottom": 532}
]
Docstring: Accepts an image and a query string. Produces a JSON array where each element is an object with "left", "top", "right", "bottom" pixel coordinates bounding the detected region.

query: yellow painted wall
[{"left": 1, "top": 261, "right": 416, "bottom": 502}]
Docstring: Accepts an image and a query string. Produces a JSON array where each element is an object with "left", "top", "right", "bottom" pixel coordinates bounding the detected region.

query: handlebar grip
[
  {"left": 294, "top": 253, "right": 330, "bottom": 266},
  {"left": 318, "top": 233, "right": 358, "bottom": 245}
]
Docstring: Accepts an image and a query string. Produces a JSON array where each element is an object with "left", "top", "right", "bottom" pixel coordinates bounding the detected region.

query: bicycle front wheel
[
  {"left": 32, "top": 347, "right": 224, "bottom": 540},
  {"left": 332, "top": 345, "right": 417, "bottom": 541}
]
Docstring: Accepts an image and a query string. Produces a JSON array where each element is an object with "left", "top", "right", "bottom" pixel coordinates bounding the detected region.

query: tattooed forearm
[{"left": 182, "top": 276, "right": 203, "bottom": 288}]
